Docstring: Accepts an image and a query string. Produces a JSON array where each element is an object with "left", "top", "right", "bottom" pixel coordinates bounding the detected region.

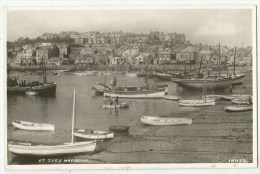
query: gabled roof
[{"left": 179, "top": 46, "right": 200, "bottom": 53}]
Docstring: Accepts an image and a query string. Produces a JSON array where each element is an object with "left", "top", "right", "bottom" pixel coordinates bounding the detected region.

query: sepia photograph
[{"left": 4, "top": 6, "right": 257, "bottom": 169}]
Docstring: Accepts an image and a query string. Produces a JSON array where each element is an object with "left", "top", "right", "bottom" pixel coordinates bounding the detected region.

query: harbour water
[{"left": 7, "top": 71, "right": 253, "bottom": 164}]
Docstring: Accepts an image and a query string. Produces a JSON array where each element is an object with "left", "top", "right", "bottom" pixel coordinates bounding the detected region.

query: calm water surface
[{"left": 7, "top": 71, "right": 253, "bottom": 164}]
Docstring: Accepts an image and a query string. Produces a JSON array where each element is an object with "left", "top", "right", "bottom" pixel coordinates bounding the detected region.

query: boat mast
[
  {"left": 71, "top": 88, "right": 76, "bottom": 143},
  {"left": 218, "top": 43, "right": 221, "bottom": 77},
  {"left": 233, "top": 47, "right": 236, "bottom": 75}
]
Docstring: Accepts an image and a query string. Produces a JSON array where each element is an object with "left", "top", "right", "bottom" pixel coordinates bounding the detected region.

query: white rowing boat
[
  {"left": 141, "top": 116, "right": 192, "bottom": 126},
  {"left": 222, "top": 94, "right": 251, "bottom": 101},
  {"left": 104, "top": 90, "right": 166, "bottom": 99},
  {"left": 73, "top": 129, "right": 114, "bottom": 140},
  {"left": 232, "top": 98, "right": 252, "bottom": 105},
  {"left": 103, "top": 102, "right": 129, "bottom": 109},
  {"left": 224, "top": 105, "right": 253, "bottom": 112},
  {"left": 179, "top": 99, "right": 215, "bottom": 107},
  {"left": 202, "top": 95, "right": 223, "bottom": 100},
  {"left": 12, "top": 120, "right": 54, "bottom": 131},
  {"left": 8, "top": 141, "right": 96, "bottom": 157},
  {"left": 164, "top": 95, "right": 179, "bottom": 101}
]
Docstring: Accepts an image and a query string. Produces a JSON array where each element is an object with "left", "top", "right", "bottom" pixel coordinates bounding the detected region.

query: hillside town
[{"left": 7, "top": 31, "right": 252, "bottom": 69}]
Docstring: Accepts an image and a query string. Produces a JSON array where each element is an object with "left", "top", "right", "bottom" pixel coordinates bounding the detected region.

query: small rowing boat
[
  {"left": 73, "top": 129, "right": 114, "bottom": 140},
  {"left": 202, "top": 95, "right": 223, "bottom": 100},
  {"left": 224, "top": 105, "right": 253, "bottom": 112},
  {"left": 179, "top": 99, "right": 215, "bottom": 107},
  {"left": 222, "top": 94, "right": 251, "bottom": 101},
  {"left": 232, "top": 98, "right": 252, "bottom": 105},
  {"left": 109, "top": 126, "right": 130, "bottom": 132},
  {"left": 12, "top": 120, "right": 54, "bottom": 131},
  {"left": 141, "top": 116, "right": 192, "bottom": 126},
  {"left": 164, "top": 95, "right": 179, "bottom": 101},
  {"left": 26, "top": 91, "right": 38, "bottom": 96},
  {"left": 102, "top": 102, "right": 129, "bottom": 109}
]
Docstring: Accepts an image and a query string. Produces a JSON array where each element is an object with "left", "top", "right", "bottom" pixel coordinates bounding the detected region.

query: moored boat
[
  {"left": 8, "top": 141, "right": 96, "bottom": 157},
  {"left": 154, "top": 72, "right": 172, "bottom": 81},
  {"left": 171, "top": 77, "right": 232, "bottom": 90},
  {"left": 141, "top": 116, "right": 192, "bottom": 126},
  {"left": 73, "top": 129, "right": 114, "bottom": 140},
  {"left": 224, "top": 105, "right": 253, "bottom": 112},
  {"left": 232, "top": 98, "right": 252, "bottom": 105},
  {"left": 202, "top": 95, "right": 223, "bottom": 100},
  {"left": 103, "top": 102, "right": 129, "bottom": 109},
  {"left": 109, "top": 126, "right": 130, "bottom": 132},
  {"left": 222, "top": 94, "right": 252, "bottom": 101},
  {"left": 231, "top": 74, "right": 245, "bottom": 86},
  {"left": 179, "top": 99, "right": 216, "bottom": 107},
  {"left": 12, "top": 120, "right": 54, "bottom": 131},
  {"left": 104, "top": 89, "right": 166, "bottom": 99}
]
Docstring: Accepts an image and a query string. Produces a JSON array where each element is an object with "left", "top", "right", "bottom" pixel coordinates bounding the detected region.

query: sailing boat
[
  {"left": 103, "top": 62, "right": 168, "bottom": 99},
  {"left": 179, "top": 65, "right": 216, "bottom": 107},
  {"left": 8, "top": 88, "right": 96, "bottom": 157},
  {"left": 26, "top": 57, "right": 57, "bottom": 96}
]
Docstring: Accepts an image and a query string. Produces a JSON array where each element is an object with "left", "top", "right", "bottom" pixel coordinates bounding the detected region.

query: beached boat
[
  {"left": 141, "top": 116, "right": 192, "bottom": 126},
  {"left": 8, "top": 141, "right": 96, "bottom": 157},
  {"left": 12, "top": 120, "right": 54, "bottom": 131},
  {"left": 164, "top": 95, "right": 179, "bottom": 101},
  {"left": 103, "top": 102, "right": 129, "bottom": 109},
  {"left": 232, "top": 98, "right": 252, "bottom": 105},
  {"left": 171, "top": 77, "right": 232, "bottom": 90},
  {"left": 179, "top": 99, "right": 216, "bottom": 107},
  {"left": 8, "top": 88, "right": 96, "bottom": 157},
  {"left": 222, "top": 94, "right": 251, "bottom": 101},
  {"left": 109, "top": 126, "right": 129, "bottom": 132},
  {"left": 224, "top": 105, "right": 253, "bottom": 112},
  {"left": 73, "top": 129, "right": 114, "bottom": 140}
]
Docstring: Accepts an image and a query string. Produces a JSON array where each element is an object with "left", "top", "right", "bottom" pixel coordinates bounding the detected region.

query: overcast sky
[{"left": 7, "top": 8, "right": 254, "bottom": 47}]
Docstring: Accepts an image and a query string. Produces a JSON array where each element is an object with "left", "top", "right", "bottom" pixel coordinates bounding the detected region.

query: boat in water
[
  {"left": 224, "top": 105, "right": 253, "bottom": 112},
  {"left": 154, "top": 72, "right": 172, "bottom": 81},
  {"left": 73, "top": 129, "right": 114, "bottom": 140},
  {"left": 171, "top": 77, "right": 232, "bottom": 90},
  {"left": 140, "top": 116, "right": 192, "bottom": 126},
  {"left": 8, "top": 88, "right": 96, "bottom": 157},
  {"left": 12, "top": 120, "right": 54, "bottom": 131},
  {"left": 104, "top": 89, "right": 166, "bottom": 99},
  {"left": 232, "top": 98, "right": 252, "bottom": 105},
  {"left": 179, "top": 99, "right": 215, "bottom": 107},
  {"left": 103, "top": 102, "right": 129, "bottom": 109},
  {"left": 222, "top": 94, "right": 252, "bottom": 101},
  {"left": 109, "top": 126, "right": 129, "bottom": 132}
]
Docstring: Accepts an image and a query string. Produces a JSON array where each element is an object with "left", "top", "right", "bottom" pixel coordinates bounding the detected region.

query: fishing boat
[
  {"left": 140, "top": 116, "right": 192, "bottom": 126},
  {"left": 103, "top": 102, "right": 129, "bottom": 109},
  {"left": 73, "top": 129, "right": 114, "bottom": 140},
  {"left": 232, "top": 98, "right": 252, "bottom": 105},
  {"left": 109, "top": 126, "right": 129, "bottom": 132},
  {"left": 224, "top": 105, "right": 253, "bottom": 112},
  {"left": 171, "top": 77, "right": 232, "bottom": 90},
  {"left": 8, "top": 89, "right": 96, "bottom": 157},
  {"left": 222, "top": 94, "right": 252, "bottom": 101},
  {"left": 104, "top": 89, "right": 166, "bottom": 99},
  {"left": 12, "top": 120, "right": 54, "bottom": 131},
  {"left": 164, "top": 95, "right": 179, "bottom": 101}
]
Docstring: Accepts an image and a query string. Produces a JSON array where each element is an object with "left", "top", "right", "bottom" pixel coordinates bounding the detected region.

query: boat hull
[
  {"left": 141, "top": 116, "right": 192, "bottom": 126},
  {"left": 104, "top": 90, "right": 166, "bottom": 99},
  {"left": 29, "top": 83, "right": 56, "bottom": 96},
  {"left": 103, "top": 102, "right": 129, "bottom": 109},
  {"left": 231, "top": 74, "right": 245, "bottom": 86},
  {"left": 172, "top": 78, "right": 232, "bottom": 90},
  {"left": 8, "top": 141, "right": 96, "bottom": 157},
  {"left": 73, "top": 131, "right": 114, "bottom": 140},
  {"left": 225, "top": 105, "right": 253, "bottom": 112},
  {"left": 12, "top": 121, "right": 54, "bottom": 131},
  {"left": 154, "top": 73, "right": 172, "bottom": 81},
  {"left": 179, "top": 99, "right": 216, "bottom": 107}
]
